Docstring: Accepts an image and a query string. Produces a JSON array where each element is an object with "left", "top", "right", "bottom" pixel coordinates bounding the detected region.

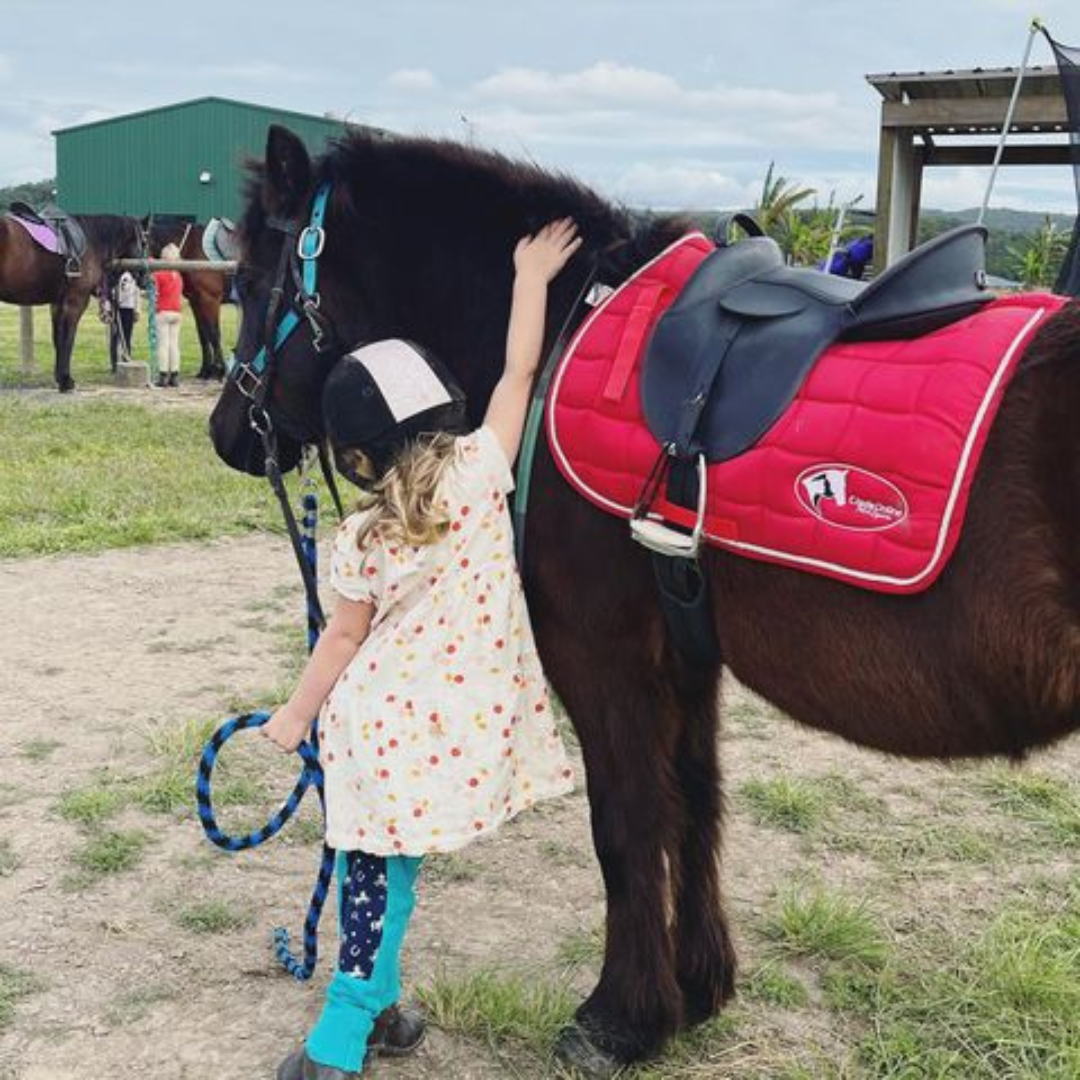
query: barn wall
[{"left": 55, "top": 98, "right": 368, "bottom": 221}]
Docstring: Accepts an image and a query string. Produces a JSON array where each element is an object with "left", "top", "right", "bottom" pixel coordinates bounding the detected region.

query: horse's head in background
[{"left": 209, "top": 124, "right": 655, "bottom": 477}]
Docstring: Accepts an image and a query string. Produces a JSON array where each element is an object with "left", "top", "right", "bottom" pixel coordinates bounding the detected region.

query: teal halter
[{"left": 229, "top": 182, "right": 333, "bottom": 401}]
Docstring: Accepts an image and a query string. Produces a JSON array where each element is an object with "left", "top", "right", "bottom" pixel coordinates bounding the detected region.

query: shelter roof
[{"left": 866, "top": 66, "right": 1068, "bottom": 135}]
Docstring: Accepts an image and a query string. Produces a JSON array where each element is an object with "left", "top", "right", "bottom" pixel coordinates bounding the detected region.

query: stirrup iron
[{"left": 631, "top": 453, "right": 708, "bottom": 558}]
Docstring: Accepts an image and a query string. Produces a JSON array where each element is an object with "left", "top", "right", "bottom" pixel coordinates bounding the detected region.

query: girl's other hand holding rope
[{"left": 262, "top": 704, "right": 312, "bottom": 753}]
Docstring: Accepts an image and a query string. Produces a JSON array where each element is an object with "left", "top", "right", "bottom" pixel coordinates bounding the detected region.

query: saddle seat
[
  {"left": 642, "top": 224, "right": 992, "bottom": 464},
  {"left": 9, "top": 200, "right": 88, "bottom": 276}
]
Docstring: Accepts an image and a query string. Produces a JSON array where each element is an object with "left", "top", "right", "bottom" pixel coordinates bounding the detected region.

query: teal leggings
[{"left": 305, "top": 851, "right": 423, "bottom": 1072}]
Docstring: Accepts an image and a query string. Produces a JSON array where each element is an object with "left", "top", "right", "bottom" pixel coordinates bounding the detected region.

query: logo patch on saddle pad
[{"left": 796, "top": 465, "right": 909, "bottom": 531}]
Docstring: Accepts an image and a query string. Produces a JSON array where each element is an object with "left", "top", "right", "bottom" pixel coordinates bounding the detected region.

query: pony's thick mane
[
  {"left": 317, "top": 132, "right": 691, "bottom": 281},
  {"left": 77, "top": 214, "right": 140, "bottom": 258}
]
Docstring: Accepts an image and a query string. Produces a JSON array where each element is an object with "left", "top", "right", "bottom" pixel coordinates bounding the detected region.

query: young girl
[{"left": 264, "top": 218, "right": 583, "bottom": 1080}]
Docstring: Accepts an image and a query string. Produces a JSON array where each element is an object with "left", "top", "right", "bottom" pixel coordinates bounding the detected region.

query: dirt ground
[{"left": 2, "top": 388, "right": 1079, "bottom": 1079}]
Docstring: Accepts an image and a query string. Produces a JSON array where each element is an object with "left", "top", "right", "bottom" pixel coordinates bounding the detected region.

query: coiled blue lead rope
[{"left": 196, "top": 483, "right": 336, "bottom": 981}]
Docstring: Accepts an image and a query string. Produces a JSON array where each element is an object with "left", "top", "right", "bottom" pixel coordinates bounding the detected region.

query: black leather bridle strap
[{"left": 253, "top": 416, "right": 328, "bottom": 630}]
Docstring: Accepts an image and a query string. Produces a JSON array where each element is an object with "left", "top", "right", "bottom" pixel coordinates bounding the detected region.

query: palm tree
[{"left": 754, "top": 162, "right": 816, "bottom": 251}]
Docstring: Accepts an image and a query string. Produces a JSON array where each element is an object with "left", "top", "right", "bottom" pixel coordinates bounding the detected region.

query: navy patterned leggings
[{"left": 305, "top": 850, "right": 423, "bottom": 1072}]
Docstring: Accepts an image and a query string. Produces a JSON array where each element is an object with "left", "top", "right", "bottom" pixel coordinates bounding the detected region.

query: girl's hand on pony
[
  {"left": 514, "top": 218, "right": 582, "bottom": 285},
  {"left": 261, "top": 704, "right": 312, "bottom": 753}
]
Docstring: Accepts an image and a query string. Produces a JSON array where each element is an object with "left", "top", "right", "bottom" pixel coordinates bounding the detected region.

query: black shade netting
[{"left": 1045, "top": 30, "right": 1080, "bottom": 295}]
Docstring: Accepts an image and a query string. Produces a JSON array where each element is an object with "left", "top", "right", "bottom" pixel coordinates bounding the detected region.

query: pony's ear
[{"left": 264, "top": 125, "right": 312, "bottom": 217}]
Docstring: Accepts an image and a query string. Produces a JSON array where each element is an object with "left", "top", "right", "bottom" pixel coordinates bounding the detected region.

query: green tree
[
  {"left": 0, "top": 179, "right": 56, "bottom": 211},
  {"left": 754, "top": 162, "right": 816, "bottom": 255},
  {"left": 1007, "top": 215, "right": 1070, "bottom": 289}
]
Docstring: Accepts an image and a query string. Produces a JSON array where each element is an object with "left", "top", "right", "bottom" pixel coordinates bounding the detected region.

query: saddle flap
[{"left": 718, "top": 281, "right": 810, "bottom": 319}]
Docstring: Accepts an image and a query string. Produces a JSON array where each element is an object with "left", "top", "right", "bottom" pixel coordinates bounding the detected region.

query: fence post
[{"left": 19, "top": 307, "right": 35, "bottom": 375}]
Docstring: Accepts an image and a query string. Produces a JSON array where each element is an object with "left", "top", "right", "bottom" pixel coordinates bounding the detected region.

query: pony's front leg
[
  {"left": 668, "top": 657, "right": 737, "bottom": 1025},
  {"left": 557, "top": 665, "right": 685, "bottom": 1072}
]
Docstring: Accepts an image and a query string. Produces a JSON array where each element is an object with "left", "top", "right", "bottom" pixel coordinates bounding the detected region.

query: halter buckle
[
  {"left": 297, "top": 225, "right": 325, "bottom": 261},
  {"left": 234, "top": 360, "right": 265, "bottom": 402}
]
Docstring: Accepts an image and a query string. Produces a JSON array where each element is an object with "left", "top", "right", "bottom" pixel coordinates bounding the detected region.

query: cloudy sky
[{"left": 2, "top": 0, "right": 1078, "bottom": 214}]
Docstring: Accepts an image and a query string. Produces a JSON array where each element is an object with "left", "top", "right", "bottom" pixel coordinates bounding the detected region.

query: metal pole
[
  {"left": 19, "top": 307, "right": 35, "bottom": 374},
  {"left": 111, "top": 258, "right": 237, "bottom": 273},
  {"left": 979, "top": 18, "right": 1044, "bottom": 226}
]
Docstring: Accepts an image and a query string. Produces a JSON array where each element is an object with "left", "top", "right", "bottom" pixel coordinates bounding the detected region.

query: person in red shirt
[{"left": 152, "top": 243, "right": 184, "bottom": 387}]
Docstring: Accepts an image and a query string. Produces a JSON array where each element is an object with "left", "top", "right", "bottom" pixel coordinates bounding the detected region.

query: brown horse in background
[
  {"left": 210, "top": 126, "right": 1080, "bottom": 1076},
  {"left": 0, "top": 213, "right": 144, "bottom": 391},
  {"left": 144, "top": 219, "right": 232, "bottom": 379}
]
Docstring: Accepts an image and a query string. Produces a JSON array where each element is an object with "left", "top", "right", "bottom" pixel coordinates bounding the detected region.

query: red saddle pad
[{"left": 547, "top": 233, "right": 1066, "bottom": 594}]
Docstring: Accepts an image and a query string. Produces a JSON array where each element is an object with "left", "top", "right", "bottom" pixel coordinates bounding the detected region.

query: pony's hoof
[
  {"left": 57, "top": 377, "right": 76, "bottom": 393},
  {"left": 553, "top": 1023, "right": 622, "bottom": 1079}
]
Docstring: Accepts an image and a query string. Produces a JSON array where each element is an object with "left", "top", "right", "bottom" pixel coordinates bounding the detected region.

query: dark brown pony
[
  {"left": 144, "top": 219, "right": 232, "bottom": 379},
  {"left": 0, "top": 212, "right": 144, "bottom": 391},
  {"left": 209, "top": 126, "right": 1080, "bottom": 1076}
]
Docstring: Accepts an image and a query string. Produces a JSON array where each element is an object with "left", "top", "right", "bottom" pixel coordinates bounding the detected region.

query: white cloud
[
  {"left": 386, "top": 68, "right": 438, "bottom": 92},
  {"left": 608, "top": 163, "right": 758, "bottom": 209},
  {"left": 0, "top": 55, "right": 12, "bottom": 82},
  {"left": 474, "top": 62, "right": 682, "bottom": 111},
  {"left": 921, "top": 165, "right": 1078, "bottom": 213},
  {"left": 461, "top": 62, "right": 875, "bottom": 160}
]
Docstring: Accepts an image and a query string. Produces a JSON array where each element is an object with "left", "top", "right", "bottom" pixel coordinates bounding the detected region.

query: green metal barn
[{"left": 54, "top": 97, "right": 383, "bottom": 222}]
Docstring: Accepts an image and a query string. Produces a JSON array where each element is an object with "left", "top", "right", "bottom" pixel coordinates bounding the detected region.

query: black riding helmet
[{"left": 322, "top": 339, "right": 470, "bottom": 486}]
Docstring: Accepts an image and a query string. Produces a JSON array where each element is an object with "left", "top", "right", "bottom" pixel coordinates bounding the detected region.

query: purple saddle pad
[{"left": 7, "top": 214, "right": 60, "bottom": 254}]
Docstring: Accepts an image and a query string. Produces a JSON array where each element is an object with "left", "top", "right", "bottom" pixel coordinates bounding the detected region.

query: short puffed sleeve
[
  {"left": 456, "top": 425, "right": 515, "bottom": 495},
  {"left": 330, "top": 513, "right": 382, "bottom": 605}
]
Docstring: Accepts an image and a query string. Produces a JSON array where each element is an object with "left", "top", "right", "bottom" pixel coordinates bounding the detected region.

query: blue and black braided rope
[
  {"left": 196, "top": 712, "right": 335, "bottom": 980},
  {"left": 195, "top": 481, "right": 338, "bottom": 981}
]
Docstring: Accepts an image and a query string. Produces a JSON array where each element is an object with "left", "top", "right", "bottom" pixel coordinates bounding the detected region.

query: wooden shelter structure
[{"left": 867, "top": 65, "right": 1070, "bottom": 268}]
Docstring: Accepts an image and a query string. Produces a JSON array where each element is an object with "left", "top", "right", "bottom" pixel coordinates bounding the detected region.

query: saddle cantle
[
  {"left": 9, "top": 201, "right": 88, "bottom": 275},
  {"left": 642, "top": 225, "right": 992, "bottom": 464},
  {"left": 202, "top": 217, "right": 239, "bottom": 262}
]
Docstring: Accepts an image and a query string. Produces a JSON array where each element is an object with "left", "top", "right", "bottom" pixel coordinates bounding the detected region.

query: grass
[
  {"left": 760, "top": 881, "right": 890, "bottom": 968},
  {"left": 17, "top": 738, "right": 62, "bottom": 761},
  {"left": 0, "top": 396, "right": 285, "bottom": 556},
  {"left": 56, "top": 783, "right": 126, "bottom": 828},
  {"left": 981, "top": 766, "right": 1080, "bottom": 845},
  {"left": 0, "top": 300, "right": 238, "bottom": 389},
  {"left": 175, "top": 900, "right": 252, "bottom": 935},
  {"left": 0, "top": 838, "right": 20, "bottom": 877},
  {"left": 417, "top": 967, "right": 577, "bottom": 1055},
  {"left": 739, "top": 775, "right": 830, "bottom": 833},
  {"left": 70, "top": 828, "right": 148, "bottom": 882},
  {"left": 742, "top": 963, "right": 810, "bottom": 1009},
  {"left": 103, "top": 982, "right": 181, "bottom": 1027},
  {"left": 854, "top": 900, "right": 1080, "bottom": 1078},
  {"left": 0, "top": 963, "right": 41, "bottom": 1032}
]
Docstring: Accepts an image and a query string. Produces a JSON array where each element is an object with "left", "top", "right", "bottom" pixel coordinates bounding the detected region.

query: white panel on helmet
[{"left": 353, "top": 339, "right": 453, "bottom": 423}]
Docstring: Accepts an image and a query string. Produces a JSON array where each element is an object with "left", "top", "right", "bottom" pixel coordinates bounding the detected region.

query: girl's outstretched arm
[{"left": 485, "top": 217, "right": 581, "bottom": 465}]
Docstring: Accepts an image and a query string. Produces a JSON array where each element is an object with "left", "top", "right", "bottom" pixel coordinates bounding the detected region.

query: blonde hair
[
  {"left": 161, "top": 243, "right": 181, "bottom": 261},
  {"left": 346, "top": 433, "right": 459, "bottom": 548}
]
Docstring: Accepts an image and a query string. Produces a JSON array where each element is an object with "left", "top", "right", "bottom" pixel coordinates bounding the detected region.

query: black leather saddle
[
  {"left": 10, "top": 200, "right": 88, "bottom": 275},
  {"left": 642, "top": 224, "right": 992, "bottom": 463}
]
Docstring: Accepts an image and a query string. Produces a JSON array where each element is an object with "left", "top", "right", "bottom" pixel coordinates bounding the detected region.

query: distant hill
[
  {"left": 0, "top": 179, "right": 56, "bottom": 211},
  {"left": 922, "top": 207, "right": 1075, "bottom": 235}
]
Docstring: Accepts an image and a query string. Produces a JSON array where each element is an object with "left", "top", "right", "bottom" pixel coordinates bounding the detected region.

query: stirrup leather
[{"left": 630, "top": 453, "right": 708, "bottom": 558}]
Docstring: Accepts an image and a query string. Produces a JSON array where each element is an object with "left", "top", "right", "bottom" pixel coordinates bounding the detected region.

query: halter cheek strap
[{"left": 230, "top": 182, "right": 333, "bottom": 405}]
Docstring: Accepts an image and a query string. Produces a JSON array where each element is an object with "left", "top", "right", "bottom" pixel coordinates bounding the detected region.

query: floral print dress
[{"left": 321, "top": 426, "right": 575, "bottom": 855}]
